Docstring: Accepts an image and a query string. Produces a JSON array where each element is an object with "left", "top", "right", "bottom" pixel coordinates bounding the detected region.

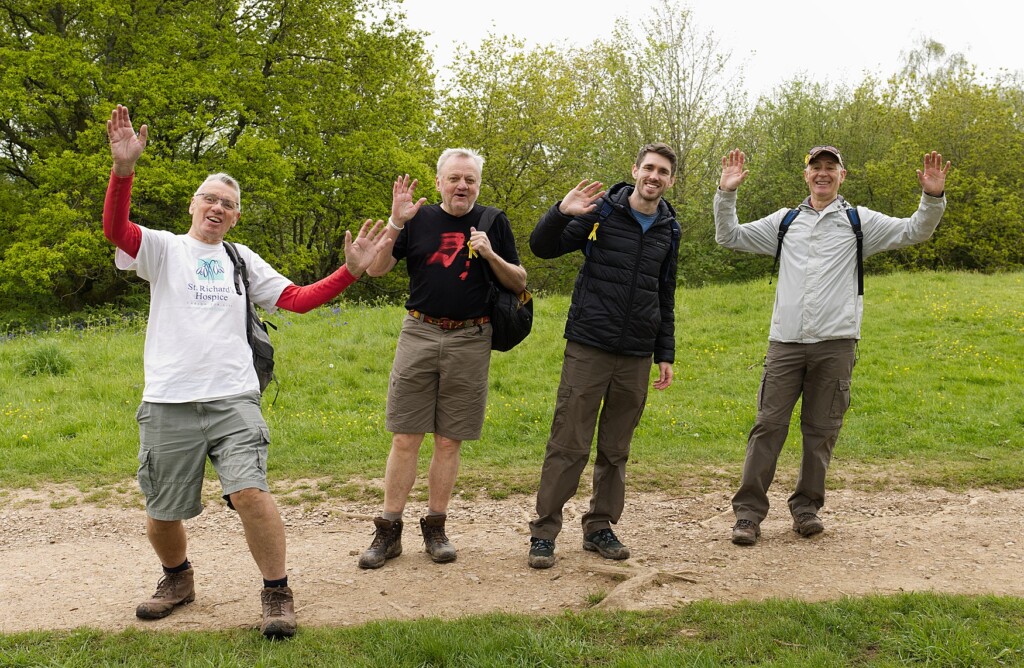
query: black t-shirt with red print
[{"left": 392, "top": 204, "right": 521, "bottom": 320}]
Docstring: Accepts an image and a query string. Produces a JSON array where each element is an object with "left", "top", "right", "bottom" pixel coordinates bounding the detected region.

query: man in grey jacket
[{"left": 715, "top": 145, "right": 950, "bottom": 545}]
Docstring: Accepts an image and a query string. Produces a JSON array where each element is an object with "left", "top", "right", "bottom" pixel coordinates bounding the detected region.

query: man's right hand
[
  {"left": 557, "top": 179, "right": 605, "bottom": 216},
  {"left": 107, "top": 105, "right": 148, "bottom": 177},
  {"left": 719, "top": 149, "right": 749, "bottom": 192},
  {"left": 391, "top": 174, "right": 426, "bottom": 228}
]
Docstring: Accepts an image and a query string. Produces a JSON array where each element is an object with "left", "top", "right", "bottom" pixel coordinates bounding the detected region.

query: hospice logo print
[{"left": 188, "top": 257, "right": 232, "bottom": 303}]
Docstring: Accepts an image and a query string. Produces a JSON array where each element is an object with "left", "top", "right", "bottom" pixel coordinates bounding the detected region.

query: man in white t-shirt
[{"left": 103, "top": 105, "right": 391, "bottom": 639}]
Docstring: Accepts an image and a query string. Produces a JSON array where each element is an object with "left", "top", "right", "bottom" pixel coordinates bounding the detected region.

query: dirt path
[{"left": 4, "top": 482, "right": 1023, "bottom": 634}]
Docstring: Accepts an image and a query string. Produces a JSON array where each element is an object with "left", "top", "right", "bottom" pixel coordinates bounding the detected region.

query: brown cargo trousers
[
  {"left": 529, "top": 341, "right": 652, "bottom": 541},
  {"left": 732, "top": 339, "right": 857, "bottom": 524}
]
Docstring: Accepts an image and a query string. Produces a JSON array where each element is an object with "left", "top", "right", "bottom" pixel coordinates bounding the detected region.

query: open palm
[{"left": 107, "top": 105, "right": 148, "bottom": 174}]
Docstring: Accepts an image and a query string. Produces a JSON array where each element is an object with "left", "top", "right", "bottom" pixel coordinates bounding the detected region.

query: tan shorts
[{"left": 386, "top": 314, "right": 492, "bottom": 440}]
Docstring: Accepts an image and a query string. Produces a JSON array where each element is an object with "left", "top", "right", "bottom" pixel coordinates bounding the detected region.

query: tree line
[{"left": 2, "top": 0, "right": 1022, "bottom": 325}]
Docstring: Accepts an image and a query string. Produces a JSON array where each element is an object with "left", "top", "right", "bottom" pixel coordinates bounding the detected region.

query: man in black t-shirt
[{"left": 359, "top": 148, "right": 527, "bottom": 568}]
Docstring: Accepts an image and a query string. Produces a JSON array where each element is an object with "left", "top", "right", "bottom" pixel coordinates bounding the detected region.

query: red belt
[{"left": 409, "top": 310, "right": 490, "bottom": 330}]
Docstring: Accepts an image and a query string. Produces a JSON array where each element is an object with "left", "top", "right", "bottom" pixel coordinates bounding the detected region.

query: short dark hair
[{"left": 636, "top": 143, "right": 677, "bottom": 175}]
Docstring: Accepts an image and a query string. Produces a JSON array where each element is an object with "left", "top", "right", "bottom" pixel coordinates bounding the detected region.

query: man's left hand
[
  {"left": 344, "top": 219, "right": 393, "bottom": 276},
  {"left": 653, "top": 362, "right": 673, "bottom": 391},
  {"left": 918, "top": 151, "right": 951, "bottom": 197}
]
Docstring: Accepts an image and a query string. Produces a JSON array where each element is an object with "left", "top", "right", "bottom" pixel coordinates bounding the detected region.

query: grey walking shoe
[
  {"left": 420, "top": 514, "right": 457, "bottom": 563},
  {"left": 731, "top": 519, "right": 761, "bottom": 545},
  {"left": 583, "top": 528, "right": 630, "bottom": 560},
  {"left": 135, "top": 568, "right": 195, "bottom": 620},
  {"left": 260, "top": 586, "right": 297, "bottom": 639},
  {"left": 358, "top": 517, "right": 403, "bottom": 569},
  {"left": 528, "top": 537, "right": 556, "bottom": 569},
  {"left": 792, "top": 512, "right": 825, "bottom": 537}
]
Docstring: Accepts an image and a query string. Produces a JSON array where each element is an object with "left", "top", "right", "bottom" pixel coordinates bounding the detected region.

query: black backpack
[
  {"left": 476, "top": 207, "right": 534, "bottom": 352},
  {"left": 223, "top": 241, "right": 278, "bottom": 397},
  {"left": 773, "top": 207, "right": 864, "bottom": 295}
]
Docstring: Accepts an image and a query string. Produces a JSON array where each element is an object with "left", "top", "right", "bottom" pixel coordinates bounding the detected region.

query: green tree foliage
[{"left": 0, "top": 0, "right": 433, "bottom": 322}]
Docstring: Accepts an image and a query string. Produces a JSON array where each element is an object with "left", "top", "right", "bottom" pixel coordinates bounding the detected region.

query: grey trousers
[
  {"left": 529, "top": 341, "right": 651, "bottom": 540},
  {"left": 732, "top": 339, "right": 856, "bottom": 524}
]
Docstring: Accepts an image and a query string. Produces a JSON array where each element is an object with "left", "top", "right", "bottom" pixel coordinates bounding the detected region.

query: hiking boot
[
  {"left": 260, "top": 586, "right": 296, "bottom": 639},
  {"left": 793, "top": 512, "right": 825, "bottom": 537},
  {"left": 358, "top": 517, "right": 403, "bottom": 569},
  {"left": 731, "top": 519, "right": 761, "bottom": 545},
  {"left": 528, "top": 537, "right": 556, "bottom": 569},
  {"left": 135, "top": 568, "right": 195, "bottom": 620},
  {"left": 582, "top": 528, "right": 630, "bottom": 560},
  {"left": 420, "top": 514, "right": 457, "bottom": 563}
]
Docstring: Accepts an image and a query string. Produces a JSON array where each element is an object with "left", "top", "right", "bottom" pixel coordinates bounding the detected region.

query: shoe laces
[
  {"left": 153, "top": 572, "right": 184, "bottom": 599},
  {"left": 590, "top": 528, "right": 620, "bottom": 545},
  {"left": 735, "top": 519, "right": 756, "bottom": 530},
  {"left": 531, "top": 538, "right": 554, "bottom": 551},
  {"left": 369, "top": 524, "right": 399, "bottom": 548},
  {"left": 424, "top": 525, "right": 450, "bottom": 544},
  {"left": 796, "top": 512, "right": 818, "bottom": 523},
  {"left": 263, "top": 588, "right": 289, "bottom": 616}
]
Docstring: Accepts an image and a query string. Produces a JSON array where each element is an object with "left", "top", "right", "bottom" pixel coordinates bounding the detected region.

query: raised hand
[
  {"left": 343, "top": 219, "right": 394, "bottom": 276},
  {"left": 391, "top": 174, "right": 427, "bottom": 227},
  {"left": 917, "top": 151, "right": 951, "bottom": 197},
  {"left": 719, "top": 149, "right": 749, "bottom": 192},
  {"left": 557, "top": 179, "right": 605, "bottom": 217},
  {"left": 106, "top": 105, "right": 148, "bottom": 177}
]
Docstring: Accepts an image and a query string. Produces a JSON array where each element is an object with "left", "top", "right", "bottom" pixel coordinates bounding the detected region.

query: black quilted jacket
[{"left": 529, "top": 182, "right": 678, "bottom": 363}]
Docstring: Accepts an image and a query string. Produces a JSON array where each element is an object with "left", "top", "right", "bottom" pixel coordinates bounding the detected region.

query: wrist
[{"left": 387, "top": 217, "right": 404, "bottom": 232}]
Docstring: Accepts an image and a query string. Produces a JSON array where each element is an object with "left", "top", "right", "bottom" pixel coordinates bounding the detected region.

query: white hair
[
  {"left": 194, "top": 172, "right": 242, "bottom": 211},
  {"left": 436, "top": 148, "right": 484, "bottom": 175}
]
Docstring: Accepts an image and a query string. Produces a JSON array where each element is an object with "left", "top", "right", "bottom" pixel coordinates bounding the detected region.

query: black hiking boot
[{"left": 358, "top": 517, "right": 403, "bottom": 569}]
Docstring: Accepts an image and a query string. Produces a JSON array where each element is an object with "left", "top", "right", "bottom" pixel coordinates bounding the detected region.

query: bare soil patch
[{"left": 4, "top": 482, "right": 1023, "bottom": 634}]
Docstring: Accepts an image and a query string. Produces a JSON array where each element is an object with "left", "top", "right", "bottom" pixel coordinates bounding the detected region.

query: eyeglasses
[{"left": 194, "top": 192, "right": 239, "bottom": 211}]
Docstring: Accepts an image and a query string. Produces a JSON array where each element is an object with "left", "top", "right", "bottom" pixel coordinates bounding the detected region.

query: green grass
[
  {"left": 2, "top": 594, "right": 1022, "bottom": 666},
  {"left": 2, "top": 271, "right": 1023, "bottom": 662},
  {"left": 1, "top": 270, "right": 1020, "bottom": 494}
]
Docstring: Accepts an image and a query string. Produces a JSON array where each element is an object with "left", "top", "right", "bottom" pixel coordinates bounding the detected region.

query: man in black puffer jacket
[{"left": 526, "top": 143, "right": 680, "bottom": 569}]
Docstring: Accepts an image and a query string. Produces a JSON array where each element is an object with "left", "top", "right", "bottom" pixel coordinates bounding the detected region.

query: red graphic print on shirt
[{"left": 427, "top": 232, "right": 471, "bottom": 281}]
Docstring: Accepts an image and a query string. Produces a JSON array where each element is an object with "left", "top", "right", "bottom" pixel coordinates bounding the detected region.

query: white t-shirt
[{"left": 116, "top": 227, "right": 292, "bottom": 402}]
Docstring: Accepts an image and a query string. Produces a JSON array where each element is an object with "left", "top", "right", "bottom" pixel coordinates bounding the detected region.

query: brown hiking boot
[
  {"left": 135, "top": 568, "right": 195, "bottom": 620},
  {"left": 358, "top": 517, "right": 403, "bottom": 569},
  {"left": 793, "top": 512, "right": 825, "bottom": 537},
  {"left": 260, "top": 586, "right": 296, "bottom": 639},
  {"left": 731, "top": 519, "right": 761, "bottom": 545},
  {"left": 420, "top": 514, "right": 457, "bottom": 563}
]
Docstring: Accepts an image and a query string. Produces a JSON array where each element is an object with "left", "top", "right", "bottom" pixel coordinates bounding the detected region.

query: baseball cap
[{"left": 805, "top": 145, "right": 844, "bottom": 167}]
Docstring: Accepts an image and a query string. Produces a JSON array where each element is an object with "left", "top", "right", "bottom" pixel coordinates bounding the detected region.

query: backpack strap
[
  {"left": 771, "top": 207, "right": 865, "bottom": 295},
  {"left": 222, "top": 240, "right": 248, "bottom": 297},
  {"left": 771, "top": 209, "right": 800, "bottom": 284},
  {"left": 584, "top": 199, "right": 615, "bottom": 257},
  {"left": 476, "top": 206, "right": 501, "bottom": 234},
  {"left": 846, "top": 207, "right": 864, "bottom": 296}
]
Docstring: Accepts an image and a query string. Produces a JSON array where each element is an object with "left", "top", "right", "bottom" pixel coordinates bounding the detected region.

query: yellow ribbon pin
[
  {"left": 468, "top": 241, "right": 477, "bottom": 258},
  {"left": 587, "top": 222, "right": 599, "bottom": 241}
]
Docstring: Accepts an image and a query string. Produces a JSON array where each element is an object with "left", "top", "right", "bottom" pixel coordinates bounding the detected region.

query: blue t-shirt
[{"left": 633, "top": 209, "right": 657, "bottom": 233}]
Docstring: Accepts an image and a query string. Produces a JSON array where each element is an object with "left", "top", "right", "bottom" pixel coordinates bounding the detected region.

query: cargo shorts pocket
[
  {"left": 829, "top": 379, "right": 852, "bottom": 419},
  {"left": 137, "top": 448, "right": 154, "bottom": 498}
]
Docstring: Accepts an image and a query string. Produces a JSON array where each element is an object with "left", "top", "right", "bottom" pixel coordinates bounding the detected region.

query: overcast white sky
[{"left": 401, "top": 0, "right": 1020, "bottom": 97}]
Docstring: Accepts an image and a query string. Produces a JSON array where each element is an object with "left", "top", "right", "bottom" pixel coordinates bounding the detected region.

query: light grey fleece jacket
[{"left": 713, "top": 189, "right": 946, "bottom": 343}]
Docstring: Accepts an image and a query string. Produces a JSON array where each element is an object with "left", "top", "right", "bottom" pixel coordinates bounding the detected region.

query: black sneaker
[
  {"left": 731, "top": 519, "right": 760, "bottom": 545},
  {"left": 792, "top": 512, "right": 825, "bottom": 537},
  {"left": 582, "top": 528, "right": 630, "bottom": 560},
  {"left": 528, "top": 537, "right": 555, "bottom": 569}
]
